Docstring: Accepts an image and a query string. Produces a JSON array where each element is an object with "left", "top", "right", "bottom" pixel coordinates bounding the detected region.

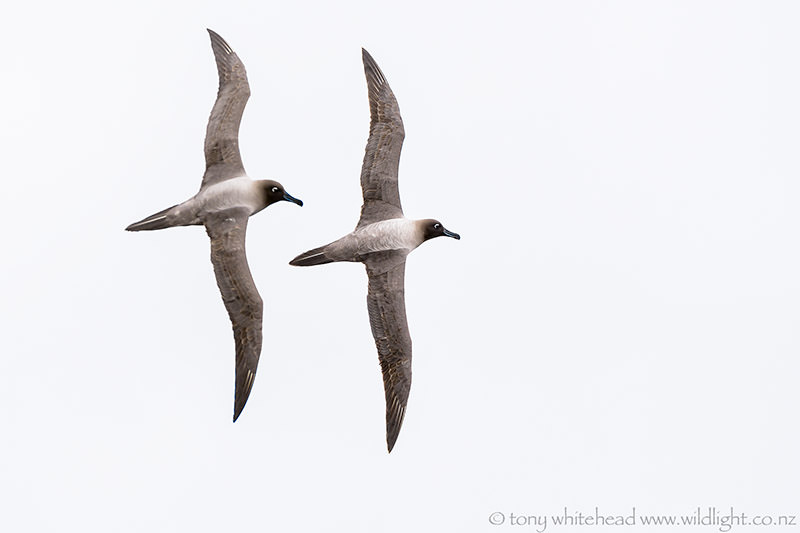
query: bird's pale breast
[
  {"left": 195, "top": 177, "right": 262, "bottom": 216},
  {"left": 355, "top": 218, "right": 420, "bottom": 254}
]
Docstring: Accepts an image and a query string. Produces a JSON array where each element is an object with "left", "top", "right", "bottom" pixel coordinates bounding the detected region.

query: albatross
[
  {"left": 126, "top": 29, "right": 303, "bottom": 422},
  {"left": 290, "top": 49, "right": 460, "bottom": 452}
]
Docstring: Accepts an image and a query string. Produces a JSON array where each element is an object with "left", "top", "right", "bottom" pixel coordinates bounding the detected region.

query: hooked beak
[
  {"left": 443, "top": 228, "right": 461, "bottom": 240},
  {"left": 283, "top": 192, "right": 303, "bottom": 207}
]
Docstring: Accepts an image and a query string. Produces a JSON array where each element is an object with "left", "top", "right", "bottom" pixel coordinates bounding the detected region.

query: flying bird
[
  {"left": 290, "top": 49, "right": 460, "bottom": 452},
  {"left": 126, "top": 29, "right": 303, "bottom": 422}
]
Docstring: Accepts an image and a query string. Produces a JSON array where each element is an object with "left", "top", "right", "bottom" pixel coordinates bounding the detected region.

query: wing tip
[
  {"left": 233, "top": 388, "right": 247, "bottom": 422},
  {"left": 361, "top": 47, "right": 373, "bottom": 63},
  {"left": 233, "top": 369, "right": 257, "bottom": 422},
  {"left": 361, "top": 48, "right": 387, "bottom": 88},
  {"left": 386, "top": 431, "right": 400, "bottom": 453},
  {"left": 232, "top": 393, "right": 249, "bottom": 423},
  {"left": 385, "top": 397, "right": 407, "bottom": 453},
  {"left": 207, "top": 28, "right": 234, "bottom": 57}
]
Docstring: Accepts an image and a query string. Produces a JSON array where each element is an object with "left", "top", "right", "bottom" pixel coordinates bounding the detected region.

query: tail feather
[
  {"left": 290, "top": 245, "right": 334, "bottom": 266},
  {"left": 125, "top": 204, "right": 179, "bottom": 232}
]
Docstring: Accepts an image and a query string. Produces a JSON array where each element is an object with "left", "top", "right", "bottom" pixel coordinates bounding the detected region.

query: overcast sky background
[{"left": 1, "top": 1, "right": 799, "bottom": 531}]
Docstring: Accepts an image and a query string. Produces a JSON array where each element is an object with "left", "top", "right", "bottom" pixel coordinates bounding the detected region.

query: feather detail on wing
[
  {"left": 357, "top": 49, "right": 406, "bottom": 228},
  {"left": 202, "top": 30, "right": 251, "bottom": 189},
  {"left": 365, "top": 256, "right": 412, "bottom": 452},
  {"left": 205, "top": 207, "right": 263, "bottom": 422}
]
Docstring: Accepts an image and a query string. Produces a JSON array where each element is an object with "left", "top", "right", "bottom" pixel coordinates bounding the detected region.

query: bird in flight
[
  {"left": 126, "top": 29, "right": 303, "bottom": 422},
  {"left": 290, "top": 49, "right": 460, "bottom": 452}
]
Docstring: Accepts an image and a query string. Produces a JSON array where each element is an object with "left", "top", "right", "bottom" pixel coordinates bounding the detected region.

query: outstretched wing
[
  {"left": 202, "top": 29, "right": 251, "bottom": 189},
  {"left": 365, "top": 256, "right": 412, "bottom": 452},
  {"left": 205, "top": 207, "right": 263, "bottom": 422},
  {"left": 357, "top": 49, "right": 406, "bottom": 228}
]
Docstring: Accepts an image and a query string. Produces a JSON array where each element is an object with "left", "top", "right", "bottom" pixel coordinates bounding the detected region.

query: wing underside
[
  {"left": 357, "top": 49, "right": 406, "bottom": 228},
  {"left": 205, "top": 207, "right": 263, "bottom": 421},
  {"left": 365, "top": 256, "right": 412, "bottom": 452},
  {"left": 202, "top": 30, "right": 251, "bottom": 189}
]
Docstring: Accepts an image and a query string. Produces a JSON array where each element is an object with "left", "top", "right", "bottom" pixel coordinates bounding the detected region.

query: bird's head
[
  {"left": 420, "top": 219, "right": 460, "bottom": 242},
  {"left": 262, "top": 180, "right": 303, "bottom": 207}
]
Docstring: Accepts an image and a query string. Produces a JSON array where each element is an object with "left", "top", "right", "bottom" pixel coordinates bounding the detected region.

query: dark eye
[
  {"left": 271, "top": 186, "right": 280, "bottom": 193},
  {"left": 433, "top": 223, "right": 441, "bottom": 230}
]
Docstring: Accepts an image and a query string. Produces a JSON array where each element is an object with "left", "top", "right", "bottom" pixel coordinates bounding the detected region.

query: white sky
[{"left": 2, "top": 1, "right": 799, "bottom": 531}]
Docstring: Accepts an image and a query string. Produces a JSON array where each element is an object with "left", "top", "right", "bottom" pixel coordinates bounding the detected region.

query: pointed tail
[
  {"left": 125, "top": 204, "right": 179, "bottom": 231},
  {"left": 289, "top": 244, "right": 335, "bottom": 266}
]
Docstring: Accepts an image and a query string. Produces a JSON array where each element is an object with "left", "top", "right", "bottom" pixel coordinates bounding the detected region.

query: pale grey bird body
[
  {"left": 126, "top": 29, "right": 303, "bottom": 422},
  {"left": 290, "top": 49, "right": 459, "bottom": 452}
]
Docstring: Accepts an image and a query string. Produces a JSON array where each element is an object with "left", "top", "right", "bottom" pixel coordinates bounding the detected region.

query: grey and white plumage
[
  {"left": 290, "top": 49, "right": 459, "bottom": 452},
  {"left": 126, "top": 29, "right": 303, "bottom": 422}
]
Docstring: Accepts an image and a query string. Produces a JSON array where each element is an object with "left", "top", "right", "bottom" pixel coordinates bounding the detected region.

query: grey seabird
[
  {"left": 290, "top": 49, "right": 460, "bottom": 452},
  {"left": 126, "top": 29, "right": 303, "bottom": 422}
]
